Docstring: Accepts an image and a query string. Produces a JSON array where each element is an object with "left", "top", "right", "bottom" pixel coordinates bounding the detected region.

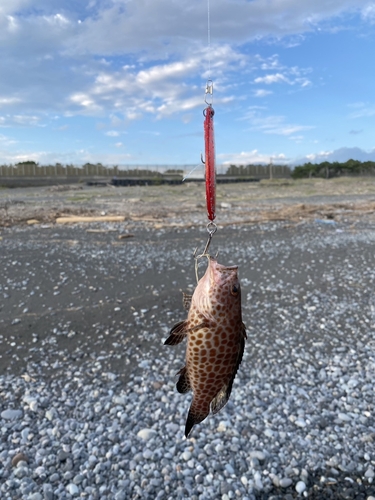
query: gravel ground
[{"left": 1, "top": 181, "right": 375, "bottom": 499}]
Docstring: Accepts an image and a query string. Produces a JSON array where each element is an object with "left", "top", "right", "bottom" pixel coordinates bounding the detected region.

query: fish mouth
[
  {"left": 209, "top": 257, "right": 238, "bottom": 284},
  {"left": 209, "top": 257, "right": 238, "bottom": 272}
]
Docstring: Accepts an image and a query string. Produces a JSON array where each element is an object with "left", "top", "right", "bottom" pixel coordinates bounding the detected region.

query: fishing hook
[{"left": 193, "top": 221, "right": 217, "bottom": 283}]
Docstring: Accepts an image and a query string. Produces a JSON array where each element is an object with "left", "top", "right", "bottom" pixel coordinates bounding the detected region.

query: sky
[{"left": 1, "top": 0, "right": 375, "bottom": 167}]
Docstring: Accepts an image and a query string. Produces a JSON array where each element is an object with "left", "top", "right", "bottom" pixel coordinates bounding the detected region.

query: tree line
[{"left": 291, "top": 159, "right": 375, "bottom": 179}]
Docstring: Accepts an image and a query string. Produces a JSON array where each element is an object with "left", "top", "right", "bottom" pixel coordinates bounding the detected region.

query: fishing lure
[{"left": 203, "top": 104, "right": 216, "bottom": 222}]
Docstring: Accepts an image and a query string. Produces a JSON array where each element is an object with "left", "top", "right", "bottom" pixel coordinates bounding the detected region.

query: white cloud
[
  {"left": 289, "top": 135, "right": 305, "bottom": 143},
  {"left": 254, "top": 89, "right": 273, "bottom": 97},
  {"left": 251, "top": 55, "right": 312, "bottom": 92},
  {"left": 219, "top": 150, "right": 288, "bottom": 165},
  {"left": 348, "top": 102, "right": 375, "bottom": 118},
  {"left": 0, "top": 133, "right": 17, "bottom": 146},
  {"left": 221, "top": 146, "right": 375, "bottom": 167},
  {"left": 361, "top": 3, "right": 375, "bottom": 22},
  {"left": 0, "top": 114, "right": 43, "bottom": 127},
  {"left": 59, "top": 0, "right": 372, "bottom": 57},
  {"left": 0, "top": 1, "right": 360, "bottom": 124},
  {"left": 105, "top": 130, "right": 120, "bottom": 137},
  {"left": 347, "top": 101, "right": 367, "bottom": 108},
  {"left": 244, "top": 109, "right": 314, "bottom": 136},
  {"left": 0, "top": 146, "right": 135, "bottom": 165},
  {"left": 0, "top": 0, "right": 373, "bottom": 166},
  {"left": 254, "top": 70, "right": 311, "bottom": 88},
  {"left": 305, "top": 151, "right": 333, "bottom": 161},
  {"left": 259, "top": 54, "right": 282, "bottom": 70},
  {"left": 65, "top": 44, "right": 244, "bottom": 119},
  {"left": 254, "top": 73, "right": 291, "bottom": 85},
  {"left": 0, "top": 97, "right": 21, "bottom": 107},
  {"left": 295, "top": 146, "right": 375, "bottom": 164}
]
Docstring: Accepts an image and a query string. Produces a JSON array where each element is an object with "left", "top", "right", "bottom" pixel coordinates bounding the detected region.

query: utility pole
[{"left": 269, "top": 157, "right": 273, "bottom": 180}]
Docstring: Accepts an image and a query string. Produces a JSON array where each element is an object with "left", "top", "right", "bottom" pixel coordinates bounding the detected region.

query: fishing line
[
  {"left": 194, "top": 0, "right": 217, "bottom": 265},
  {"left": 207, "top": 0, "right": 211, "bottom": 79},
  {"left": 182, "top": 163, "right": 201, "bottom": 181}
]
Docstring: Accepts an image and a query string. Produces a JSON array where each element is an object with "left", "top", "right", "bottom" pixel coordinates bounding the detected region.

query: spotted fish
[{"left": 164, "top": 256, "right": 247, "bottom": 437}]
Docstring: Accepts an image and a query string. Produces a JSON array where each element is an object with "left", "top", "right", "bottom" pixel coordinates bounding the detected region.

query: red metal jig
[{"left": 203, "top": 104, "right": 216, "bottom": 222}]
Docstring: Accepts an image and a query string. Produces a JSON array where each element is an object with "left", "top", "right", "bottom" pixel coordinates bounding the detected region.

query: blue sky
[{"left": 0, "top": 0, "right": 375, "bottom": 167}]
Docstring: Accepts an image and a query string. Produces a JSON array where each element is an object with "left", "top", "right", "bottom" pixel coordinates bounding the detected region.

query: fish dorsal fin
[
  {"left": 182, "top": 292, "right": 193, "bottom": 311},
  {"left": 164, "top": 320, "right": 188, "bottom": 346},
  {"left": 176, "top": 366, "right": 191, "bottom": 394}
]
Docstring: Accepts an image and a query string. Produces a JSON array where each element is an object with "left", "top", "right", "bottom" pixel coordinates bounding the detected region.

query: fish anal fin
[
  {"left": 182, "top": 292, "right": 193, "bottom": 311},
  {"left": 164, "top": 320, "right": 188, "bottom": 346},
  {"left": 176, "top": 367, "right": 191, "bottom": 394}
]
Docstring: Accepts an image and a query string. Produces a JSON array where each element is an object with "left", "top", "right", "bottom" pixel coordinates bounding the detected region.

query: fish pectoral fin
[
  {"left": 182, "top": 292, "right": 193, "bottom": 311},
  {"left": 189, "top": 319, "right": 211, "bottom": 332},
  {"left": 164, "top": 320, "right": 188, "bottom": 346},
  {"left": 164, "top": 319, "right": 209, "bottom": 346},
  {"left": 176, "top": 366, "right": 191, "bottom": 394}
]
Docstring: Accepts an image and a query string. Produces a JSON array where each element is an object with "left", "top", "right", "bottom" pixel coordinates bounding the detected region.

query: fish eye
[{"left": 231, "top": 284, "right": 239, "bottom": 296}]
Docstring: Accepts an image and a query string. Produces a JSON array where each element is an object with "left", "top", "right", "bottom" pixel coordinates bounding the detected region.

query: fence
[
  {"left": 224, "top": 164, "right": 291, "bottom": 178},
  {"left": 0, "top": 163, "right": 291, "bottom": 178},
  {"left": 0, "top": 164, "right": 170, "bottom": 177}
]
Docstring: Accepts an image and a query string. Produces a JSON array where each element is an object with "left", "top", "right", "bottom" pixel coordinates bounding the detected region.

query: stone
[
  {"left": 1, "top": 409, "right": 23, "bottom": 420},
  {"left": 11, "top": 452, "right": 28, "bottom": 467},
  {"left": 279, "top": 478, "right": 293, "bottom": 488},
  {"left": 67, "top": 483, "right": 79, "bottom": 496},
  {"left": 137, "top": 428, "right": 157, "bottom": 441},
  {"left": 295, "top": 481, "right": 306, "bottom": 494}
]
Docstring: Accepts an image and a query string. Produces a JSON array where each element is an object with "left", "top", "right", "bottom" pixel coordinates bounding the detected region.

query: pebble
[
  {"left": 1, "top": 409, "right": 23, "bottom": 420},
  {"left": 294, "top": 418, "right": 307, "bottom": 428},
  {"left": 338, "top": 412, "right": 352, "bottom": 422},
  {"left": 280, "top": 478, "right": 293, "bottom": 488},
  {"left": 67, "top": 483, "right": 79, "bottom": 495},
  {"left": 249, "top": 451, "right": 266, "bottom": 463},
  {"left": 11, "top": 452, "right": 28, "bottom": 466},
  {"left": 29, "top": 494, "right": 43, "bottom": 500},
  {"left": 137, "top": 428, "right": 157, "bottom": 441},
  {"left": 295, "top": 480, "right": 306, "bottom": 493},
  {"left": 365, "top": 467, "right": 375, "bottom": 478},
  {"left": 1, "top": 217, "right": 375, "bottom": 500},
  {"left": 225, "top": 464, "right": 235, "bottom": 475},
  {"left": 143, "top": 449, "right": 153, "bottom": 459}
]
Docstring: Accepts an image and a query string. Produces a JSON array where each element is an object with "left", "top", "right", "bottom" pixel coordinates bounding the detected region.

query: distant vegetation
[{"left": 291, "top": 159, "right": 375, "bottom": 179}]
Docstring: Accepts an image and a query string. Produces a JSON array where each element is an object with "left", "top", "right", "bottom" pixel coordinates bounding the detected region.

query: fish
[{"left": 164, "top": 256, "right": 247, "bottom": 437}]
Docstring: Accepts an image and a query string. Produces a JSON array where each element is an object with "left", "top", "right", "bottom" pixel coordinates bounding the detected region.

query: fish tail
[{"left": 185, "top": 399, "right": 210, "bottom": 438}]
